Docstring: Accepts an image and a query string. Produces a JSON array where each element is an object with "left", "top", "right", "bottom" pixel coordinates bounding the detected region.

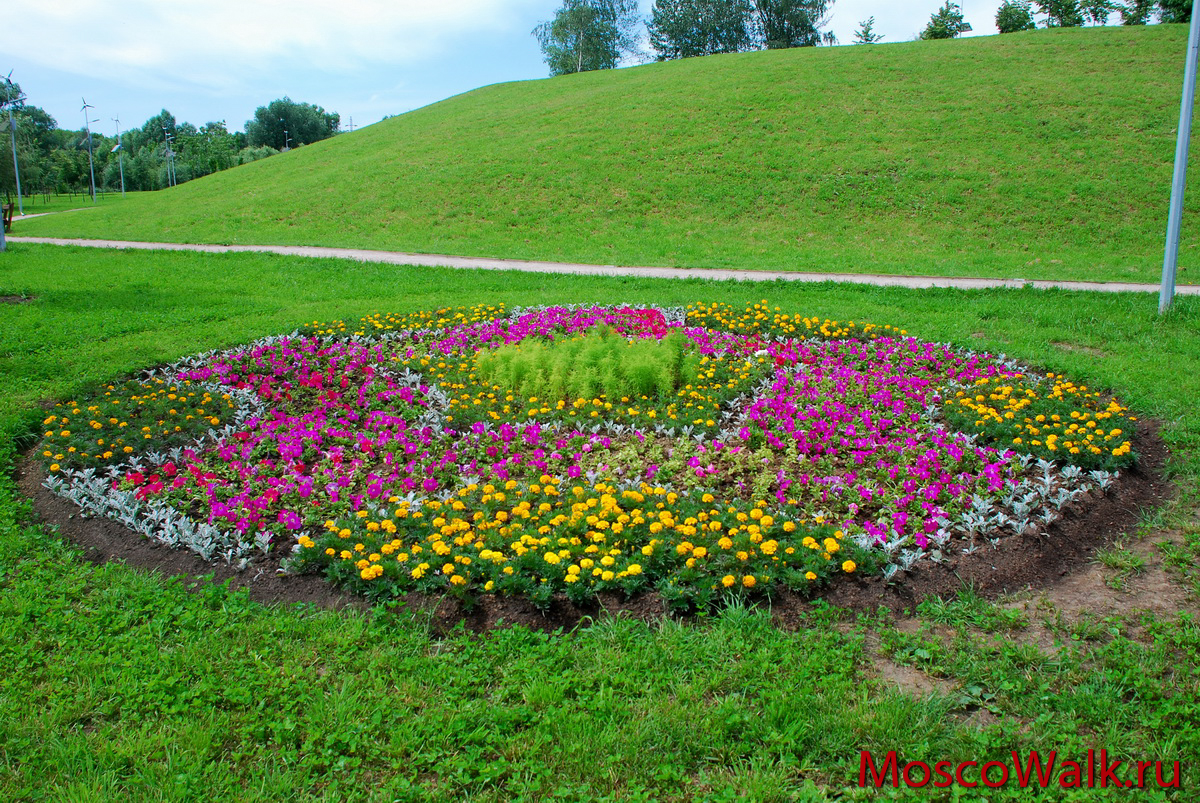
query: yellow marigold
[
  {"left": 721, "top": 575, "right": 736, "bottom": 588},
  {"left": 842, "top": 560, "right": 857, "bottom": 573},
  {"left": 742, "top": 575, "right": 757, "bottom": 588}
]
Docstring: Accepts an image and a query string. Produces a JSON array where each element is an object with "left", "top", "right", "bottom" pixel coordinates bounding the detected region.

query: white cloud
[{"left": 5, "top": 0, "right": 543, "bottom": 92}]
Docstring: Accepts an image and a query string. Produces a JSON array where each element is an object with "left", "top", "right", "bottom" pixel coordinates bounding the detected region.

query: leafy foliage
[
  {"left": 245, "top": 97, "right": 340, "bottom": 150},
  {"left": 1080, "top": 0, "right": 1116, "bottom": 24},
  {"left": 533, "top": 0, "right": 641, "bottom": 75},
  {"left": 753, "top": 0, "right": 836, "bottom": 49},
  {"left": 649, "top": 0, "right": 756, "bottom": 58},
  {"left": 920, "top": 1, "right": 970, "bottom": 39},
  {"left": 996, "top": 0, "right": 1038, "bottom": 32},
  {"left": 1159, "top": 0, "right": 1193, "bottom": 23},
  {"left": 649, "top": 0, "right": 834, "bottom": 59},
  {"left": 1037, "top": 0, "right": 1085, "bottom": 26},
  {"left": 1120, "top": 0, "right": 1156, "bottom": 23},
  {"left": 853, "top": 16, "right": 885, "bottom": 43}
]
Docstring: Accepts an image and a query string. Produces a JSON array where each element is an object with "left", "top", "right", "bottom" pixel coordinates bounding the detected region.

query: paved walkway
[{"left": 9, "top": 236, "right": 1199, "bottom": 295}]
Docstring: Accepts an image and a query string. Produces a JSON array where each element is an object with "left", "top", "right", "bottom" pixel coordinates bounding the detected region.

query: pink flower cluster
[{"left": 126, "top": 306, "right": 1027, "bottom": 556}]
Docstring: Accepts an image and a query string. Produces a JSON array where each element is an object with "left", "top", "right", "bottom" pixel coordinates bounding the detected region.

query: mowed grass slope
[{"left": 18, "top": 26, "right": 1200, "bottom": 283}]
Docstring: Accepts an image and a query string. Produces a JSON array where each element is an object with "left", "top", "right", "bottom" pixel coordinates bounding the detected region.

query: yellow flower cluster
[
  {"left": 298, "top": 479, "right": 855, "bottom": 595},
  {"left": 41, "top": 379, "right": 236, "bottom": 471},
  {"left": 684, "top": 300, "right": 905, "bottom": 340},
  {"left": 302, "top": 304, "right": 506, "bottom": 338},
  {"left": 950, "top": 374, "right": 1135, "bottom": 465}
]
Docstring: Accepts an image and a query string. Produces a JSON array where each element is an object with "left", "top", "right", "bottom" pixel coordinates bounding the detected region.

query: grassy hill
[{"left": 19, "top": 26, "right": 1200, "bottom": 283}]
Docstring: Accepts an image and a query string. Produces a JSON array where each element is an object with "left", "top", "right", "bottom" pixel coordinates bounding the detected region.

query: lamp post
[
  {"left": 1160, "top": 0, "right": 1200, "bottom": 314},
  {"left": 280, "top": 117, "right": 291, "bottom": 151},
  {"left": 81, "top": 98, "right": 98, "bottom": 203},
  {"left": 112, "top": 117, "right": 125, "bottom": 197},
  {"left": 3, "top": 72, "right": 25, "bottom": 215},
  {"left": 162, "top": 126, "right": 177, "bottom": 187}
]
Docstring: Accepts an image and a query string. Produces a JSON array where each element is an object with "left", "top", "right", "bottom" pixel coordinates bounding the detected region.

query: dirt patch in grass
[
  {"left": 0, "top": 295, "right": 35, "bottom": 304},
  {"left": 17, "top": 420, "right": 1173, "bottom": 634},
  {"left": 1051, "top": 341, "right": 1106, "bottom": 358}
]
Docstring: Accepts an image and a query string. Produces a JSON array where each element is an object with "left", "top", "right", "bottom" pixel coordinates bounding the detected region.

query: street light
[
  {"left": 81, "top": 98, "right": 99, "bottom": 203},
  {"left": 112, "top": 117, "right": 125, "bottom": 197},
  {"left": 1160, "top": 0, "right": 1200, "bottom": 314},
  {"left": 162, "top": 126, "right": 177, "bottom": 187},
  {"left": 280, "top": 117, "right": 291, "bottom": 151},
  {"left": 2, "top": 71, "right": 25, "bottom": 215}
]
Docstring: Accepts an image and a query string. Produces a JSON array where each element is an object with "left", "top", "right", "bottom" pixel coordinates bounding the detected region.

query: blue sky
[{"left": 6, "top": 0, "right": 1023, "bottom": 136}]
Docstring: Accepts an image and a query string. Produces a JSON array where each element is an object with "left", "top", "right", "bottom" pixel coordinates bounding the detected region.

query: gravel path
[{"left": 10, "top": 236, "right": 1198, "bottom": 295}]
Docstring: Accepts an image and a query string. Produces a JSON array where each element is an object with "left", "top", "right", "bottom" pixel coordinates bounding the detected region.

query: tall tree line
[
  {"left": 534, "top": 0, "right": 836, "bottom": 75},
  {"left": 1, "top": 90, "right": 340, "bottom": 199}
]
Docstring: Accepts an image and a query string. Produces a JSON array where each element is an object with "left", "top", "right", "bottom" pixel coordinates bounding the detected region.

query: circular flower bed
[{"left": 39, "top": 302, "right": 1138, "bottom": 611}]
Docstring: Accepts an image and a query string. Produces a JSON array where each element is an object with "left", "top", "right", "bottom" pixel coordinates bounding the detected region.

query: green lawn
[
  {"left": 16, "top": 27, "right": 1200, "bottom": 286},
  {"left": 8, "top": 191, "right": 143, "bottom": 217},
  {"left": 1, "top": 243, "right": 1198, "bottom": 800}
]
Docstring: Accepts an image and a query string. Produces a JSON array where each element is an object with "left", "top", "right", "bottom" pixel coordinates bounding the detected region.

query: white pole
[
  {"left": 1160, "top": 0, "right": 1200, "bottom": 314},
  {"left": 113, "top": 118, "right": 125, "bottom": 197},
  {"left": 8, "top": 109, "right": 22, "bottom": 215},
  {"left": 82, "top": 100, "right": 97, "bottom": 203}
]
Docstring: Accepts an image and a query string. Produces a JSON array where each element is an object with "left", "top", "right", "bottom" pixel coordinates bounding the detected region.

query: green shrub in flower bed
[{"left": 39, "top": 301, "right": 1139, "bottom": 610}]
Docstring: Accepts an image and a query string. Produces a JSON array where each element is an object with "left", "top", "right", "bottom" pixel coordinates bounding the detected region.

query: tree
[
  {"left": 533, "top": 0, "right": 640, "bottom": 75},
  {"left": 140, "top": 110, "right": 178, "bottom": 149},
  {"left": 1036, "top": 0, "right": 1084, "bottom": 26},
  {"left": 920, "top": 1, "right": 969, "bottom": 38},
  {"left": 1158, "top": 0, "right": 1192, "bottom": 22},
  {"left": 245, "top": 98, "right": 339, "bottom": 150},
  {"left": 853, "top": 16, "right": 884, "bottom": 43},
  {"left": 996, "top": 0, "right": 1037, "bottom": 30},
  {"left": 753, "top": 0, "right": 836, "bottom": 49},
  {"left": 1079, "top": 0, "right": 1115, "bottom": 23},
  {"left": 649, "top": 0, "right": 835, "bottom": 59},
  {"left": 1118, "top": 0, "right": 1153, "bottom": 23},
  {"left": 649, "top": 0, "right": 756, "bottom": 59}
]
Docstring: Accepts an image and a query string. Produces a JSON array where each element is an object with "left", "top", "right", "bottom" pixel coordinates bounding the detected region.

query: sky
[{"left": 5, "top": 0, "right": 1019, "bottom": 136}]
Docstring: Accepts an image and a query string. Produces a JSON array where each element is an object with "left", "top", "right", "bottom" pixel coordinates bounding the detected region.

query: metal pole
[
  {"left": 113, "top": 118, "right": 125, "bottom": 197},
  {"left": 82, "top": 100, "right": 97, "bottom": 203},
  {"left": 1160, "top": 0, "right": 1200, "bottom": 315},
  {"left": 8, "top": 109, "right": 22, "bottom": 214}
]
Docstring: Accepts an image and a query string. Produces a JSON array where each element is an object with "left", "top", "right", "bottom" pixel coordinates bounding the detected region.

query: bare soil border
[{"left": 16, "top": 419, "right": 1172, "bottom": 633}]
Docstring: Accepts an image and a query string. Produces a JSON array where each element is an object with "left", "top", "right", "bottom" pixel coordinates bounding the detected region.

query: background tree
[
  {"left": 0, "top": 81, "right": 59, "bottom": 198},
  {"left": 1158, "top": 0, "right": 1192, "bottom": 22},
  {"left": 1080, "top": 0, "right": 1115, "bottom": 23},
  {"left": 920, "top": 1, "right": 970, "bottom": 38},
  {"left": 752, "top": 0, "right": 837, "bottom": 49},
  {"left": 996, "top": 0, "right": 1038, "bottom": 30},
  {"left": 1117, "top": 0, "right": 1152, "bottom": 22},
  {"left": 139, "top": 110, "right": 178, "bottom": 152},
  {"left": 245, "top": 98, "right": 339, "bottom": 150},
  {"left": 533, "top": 0, "right": 640, "bottom": 75},
  {"left": 853, "top": 16, "right": 885, "bottom": 43},
  {"left": 649, "top": 0, "right": 756, "bottom": 59},
  {"left": 1036, "top": 0, "right": 1085, "bottom": 26}
]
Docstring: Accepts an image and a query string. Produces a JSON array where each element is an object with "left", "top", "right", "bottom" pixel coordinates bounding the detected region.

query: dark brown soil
[{"left": 17, "top": 419, "right": 1172, "bottom": 634}]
